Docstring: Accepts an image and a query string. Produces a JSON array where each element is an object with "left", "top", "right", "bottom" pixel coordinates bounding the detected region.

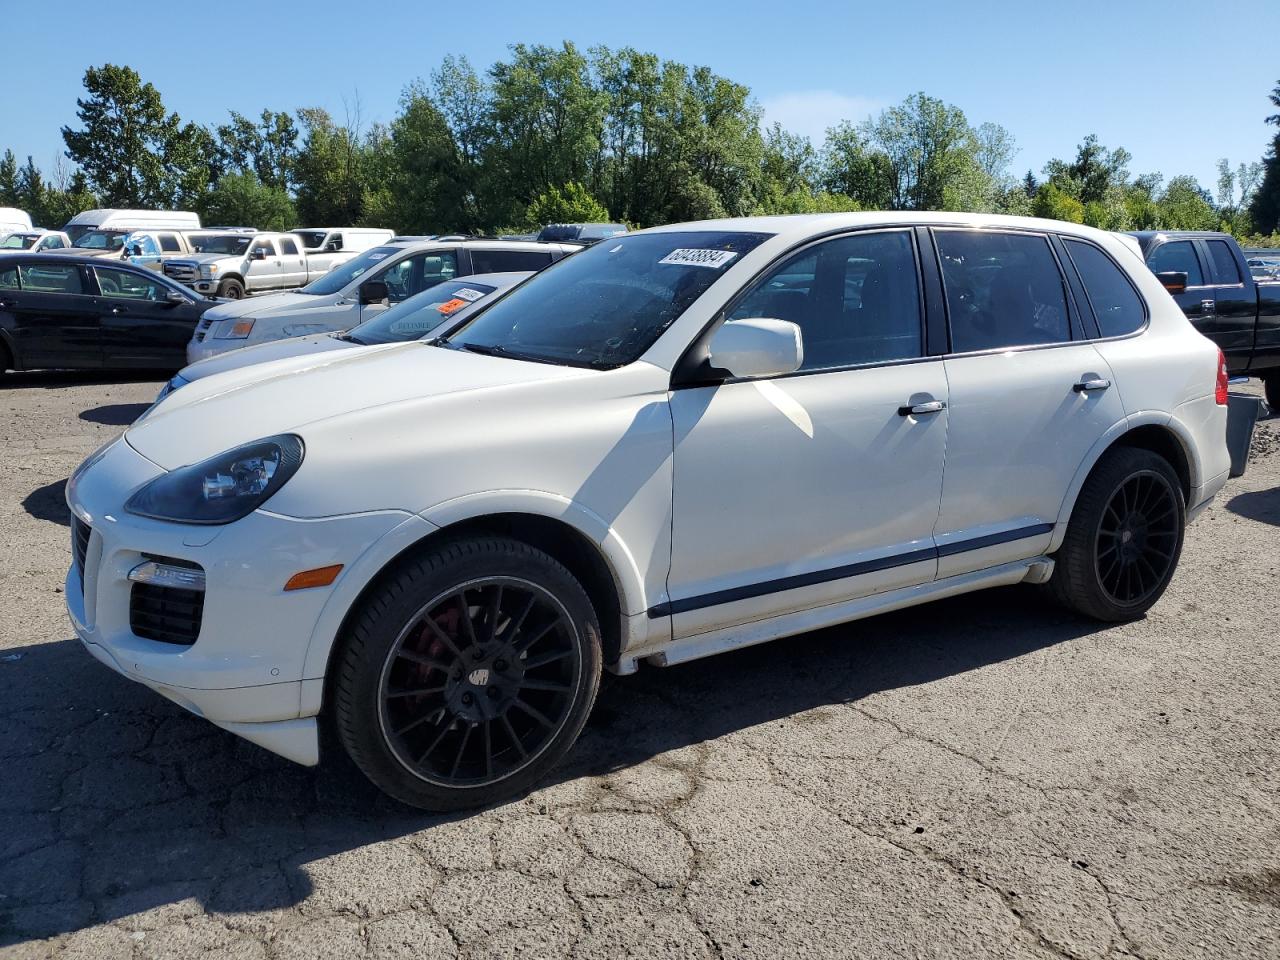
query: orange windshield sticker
[{"left": 436, "top": 298, "right": 468, "bottom": 314}]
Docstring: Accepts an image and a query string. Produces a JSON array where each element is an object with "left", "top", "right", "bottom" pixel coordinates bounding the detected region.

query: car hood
[
  {"left": 180, "top": 333, "right": 351, "bottom": 383},
  {"left": 128, "top": 342, "right": 592, "bottom": 469},
  {"left": 203, "top": 291, "right": 324, "bottom": 321},
  {"left": 169, "top": 253, "right": 237, "bottom": 265}
]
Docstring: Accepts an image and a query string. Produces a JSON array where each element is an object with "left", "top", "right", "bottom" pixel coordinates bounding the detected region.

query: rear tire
[
  {"left": 333, "top": 537, "right": 602, "bottom": 811},
  {"left": 1047, "top": 447, "right": 1186, "bottom": 622},
  {"left": 217, "top": 278, "right": 245, "bottom": 300},
  {"left": 1264, "top": 371, "right": 1280, "bottom": 412}
]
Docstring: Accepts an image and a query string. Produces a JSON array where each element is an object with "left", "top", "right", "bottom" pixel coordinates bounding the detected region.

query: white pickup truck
[{"left": 162, "top": 232, "right": 345, "bottom": 300}]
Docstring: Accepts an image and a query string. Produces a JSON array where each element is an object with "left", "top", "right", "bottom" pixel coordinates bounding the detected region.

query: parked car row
[{"left": 62, "top": 211, "right": 1232, "bottom": 813}]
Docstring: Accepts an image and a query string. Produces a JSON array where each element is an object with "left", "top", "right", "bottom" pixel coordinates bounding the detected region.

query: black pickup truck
[{"left": 1129, "top": 231, "right": 1280, "bottom": 406}]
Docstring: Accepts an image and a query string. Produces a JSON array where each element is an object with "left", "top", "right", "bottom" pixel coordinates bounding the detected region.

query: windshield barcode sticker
[
  {"left": 659, "top": 248, "right": 739, "bottom": 269},
  {"left": 453, "top": 287, "right": 485, "bottom": 302}
]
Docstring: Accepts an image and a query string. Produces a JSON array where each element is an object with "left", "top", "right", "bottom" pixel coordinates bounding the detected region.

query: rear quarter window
[
  {"left": 1064, "top": 240, "right": 1147, "bottom": 338},
  {"left": 471, "top": 249, "right": 553, "bottom": 273},
  {"left": 1204, "top": 240, "right": 1243, "bottom": 285}
]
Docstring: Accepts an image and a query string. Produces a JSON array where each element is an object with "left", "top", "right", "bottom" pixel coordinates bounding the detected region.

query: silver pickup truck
[{"left": 163, "top": 232, "right": 333, "bottom": 299}]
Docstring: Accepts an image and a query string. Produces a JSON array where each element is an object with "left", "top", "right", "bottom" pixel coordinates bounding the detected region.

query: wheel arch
[
  {"left": 1049, "top": 412, "right": 1195, "bottom": 553},
  {"left": 306, "top": 498, "right": 643, "bottom": 714},
  {"left": 0, "top": 327, "right": 15, "bottom": 370}
]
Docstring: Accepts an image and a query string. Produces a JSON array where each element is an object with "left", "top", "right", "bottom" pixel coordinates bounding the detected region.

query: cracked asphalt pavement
[{"left": 1, "top": 372, "right": 1278, "bottom": 959}]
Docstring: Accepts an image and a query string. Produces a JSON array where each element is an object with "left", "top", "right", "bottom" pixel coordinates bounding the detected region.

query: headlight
[
  {"left": 125, "top": 435, "right": 304, "bottom": 525},
  {"left": 216, "top": 318, "right": 255, "bottom": 339},
  {"left": 200, "top": 264, "right": 218, "bottom": 278}
]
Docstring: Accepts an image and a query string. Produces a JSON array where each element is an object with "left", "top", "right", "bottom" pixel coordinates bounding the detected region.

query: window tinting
[
  {"left": 349, "top": 280, "right": 499, "bottom": 345},
  {"left": 729, "top": 230, "right": 922, "bottom": 370},
  {"left": 158, "top": 233, "right": 182, "bottom": 252},
  {"left": 450, "top": 231, "right": 770, "bottom": 368},
  {"left": 0, "top": 264, "right": 17, "bottom": 289},
  {"left": 379, "top": 251, "right": 458, "bottom": 303},
  {"left": 19, "top": 263, "right": 82, "bottom": 294},
  {"left": 1146, "top": 241, "right": 1203, "bottom": 286},
  {"left": 471, "top": 249, "right": 554, "bottom": 273},
  {"left": 1065, "top": 240, "right": 1146, "bottom": 338},
  {"left": 937, "top": 231, "right": 1070, "bottom": 352},
  {"left": 299, "top": 245, "right": 401, "bottom": 295},
  {"left": 94, "top": 266, "right": 168, "bottom": 301},
  {"left": 279, "top": 237, "right": 300, "bottom": 256},
  {"left": 1205, "top": 240, "right": 1242, "bottom": 285},
  {"left": 251, "top": 239, "right": 275, "bottom": 257}
]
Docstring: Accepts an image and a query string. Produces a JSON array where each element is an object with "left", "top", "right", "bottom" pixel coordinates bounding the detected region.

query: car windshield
[
  {"left": 347, "top": 279, "right": 500, "bottom": 346},
  {"left": 0, "top": 234, "right": 35, "bottom": 249},
  {"left": 192, "top": 234, "right": 252, "bottom": 255},
  {"left": 298, "top": 245, "right": 402, "bottom": 295},
  {"left": 447, "top": 230, "right": 771, "bottom": 368},
  {"left": 73, "top": 230, "right": 127, "bottom": 251}
]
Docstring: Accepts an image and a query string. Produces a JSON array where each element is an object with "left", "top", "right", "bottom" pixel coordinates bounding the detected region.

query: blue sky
[{"left": 4, "top": 0, "right": 1278, "bottom": 195}]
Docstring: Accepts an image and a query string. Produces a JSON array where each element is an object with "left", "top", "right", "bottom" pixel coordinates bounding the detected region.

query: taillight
[{"left": 1215, "top": 349, "right": 1229, "bottom": 405}]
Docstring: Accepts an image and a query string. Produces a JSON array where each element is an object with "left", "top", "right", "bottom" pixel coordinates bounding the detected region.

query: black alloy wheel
[
  {"left": 378, "top": 577, "right": 581, "bottom": 788},
  {"left": 1094, "top": 470, "right": 1180, "bottom": 607}
]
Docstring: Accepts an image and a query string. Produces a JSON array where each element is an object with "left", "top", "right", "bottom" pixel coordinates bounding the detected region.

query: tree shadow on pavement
[
  {"left": 0, "top": 585, "right": 1104, "bottom": 946},
  {"left": 21, "top": 479, "right": 70, "bottom": 527},
  {"left": 78, "top": 403, "right": 151, "bottom": 426}
]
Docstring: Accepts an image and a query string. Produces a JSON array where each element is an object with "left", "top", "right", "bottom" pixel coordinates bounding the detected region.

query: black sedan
[{"left": 0, "top": 254, "right": 219, "bottom": 373}]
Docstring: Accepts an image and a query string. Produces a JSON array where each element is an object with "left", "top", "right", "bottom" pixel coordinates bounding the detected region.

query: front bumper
[
  {"left": 65, "top": 437, "right": 412, "bottom": 765},
  {"left": 193, "top": 280, "right": 218, "bottom": 294},
  {"left": 186, "top": 338, "right": 241, "bottom": 364}
]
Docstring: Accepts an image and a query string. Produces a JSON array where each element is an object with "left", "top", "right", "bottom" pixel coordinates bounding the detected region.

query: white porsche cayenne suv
[{"left": 66, "top": 213, "right": 1231, "bottom": 810}]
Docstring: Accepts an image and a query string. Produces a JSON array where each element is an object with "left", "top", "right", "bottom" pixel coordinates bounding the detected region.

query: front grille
[
  {"left": 71, "top": 516, "right": 91, "bottom": 573},
  {"left": 164, "top": 261, "right": 200, "bottom": 284},
  {"left": 130, "top": 581, "right": 204, "bottom": 646},
  {"left": 193, "top": 315, "right": 214, "bottom": 343}
]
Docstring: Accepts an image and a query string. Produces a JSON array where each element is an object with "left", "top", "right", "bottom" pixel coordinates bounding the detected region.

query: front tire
[
  {"left": 333, "top": 537, "right": 602, "bottom": 811},
  {"left": 217, "top": 278, "right": 245, "bottom": 300},
  {"left": 1047, "top": 447, "right": 1186, "bottom": 621}
]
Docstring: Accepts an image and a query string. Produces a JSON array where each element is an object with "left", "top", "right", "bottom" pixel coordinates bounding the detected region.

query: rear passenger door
[
  {"left": 1199, "top": 237, "right": 1255, "bottom": 367},
  {"left": 277, "top": 235, "right": 308, "bottom": 288},
  {"left": 931, "top": 228, "right": 1126, "bottom": 577},
  {"left": 3, "top": 261, "right": 100, "bottom": 369}
]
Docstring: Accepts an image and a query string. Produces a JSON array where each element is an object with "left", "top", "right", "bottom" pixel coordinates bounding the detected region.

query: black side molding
[{"left": 648, "top": 522, "right": 1055, "bottom": 618}]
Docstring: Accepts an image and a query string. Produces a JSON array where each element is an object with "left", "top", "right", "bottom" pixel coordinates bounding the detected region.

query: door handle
[
  {"left": 110, "top": 306, "right": 123, "bottom": 315},
  {"left": 898, "top": 400, "right": 946, "bottom": 416},
  {"left": 1073, "top": 378, "right": 1111, "bottom": 392},
  {"left": 1201, "top": 299, "right": 1216, "bottom": 316}
]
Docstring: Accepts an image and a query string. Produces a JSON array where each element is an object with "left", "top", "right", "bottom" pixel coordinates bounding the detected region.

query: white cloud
[{"left": 760, "top": 90, "right": 884, "bottom": 144}]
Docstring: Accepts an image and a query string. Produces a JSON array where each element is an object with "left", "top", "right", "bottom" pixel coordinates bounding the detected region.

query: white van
[
  {"left": 62, "top": 209, "right": 201, "bottom": 244},
  {"left": 0, "top": 207, "right": 33, "bottom": 234}
]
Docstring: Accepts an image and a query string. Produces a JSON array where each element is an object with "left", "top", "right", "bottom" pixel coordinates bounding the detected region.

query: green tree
[
  {"left": 199, "top": 171, "right": 296, "bottom": 231},
  {"left": 1158, "top": 175, "right": 1216, "bottom": 230},
  {"left": 0, "top": 150, "right": 18, "bottom": 206},
  {"left": 526, "top": 181, "right": 610, "bottom": 226},
  {"left": 16, "top": 156, "right": 46, "bottom": 217},
  {"left": 819, "top": 121, "right": 895, "bottom": 209},
  {"left": 862, "top": 93, "right": 975, "bottom": 210},
  {"left": 1043, "top": 135, "right": 1131, "bottom": 205},
  {"left": 1216, "top": 158, "right": 1262, "bottom": 234},
  {"left": 62, "top": 64, "right": 173, "bottom": 206},
  {"left": 1032, "top": 182, "right": 1085, "bottom": 223},
  {"left": 293, "top": 107, "right": 369, "bottom": 226},
  {"left": 216, "top": 110, "right": 298, "bottom": 191},
  {"left": 1250, "top": 81, "right": 1280, "bottom": 234}
]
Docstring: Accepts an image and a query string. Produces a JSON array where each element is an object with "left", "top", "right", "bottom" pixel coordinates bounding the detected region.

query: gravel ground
[{"left": 1, "top": 372, "right": 1278, "bottom": 960}]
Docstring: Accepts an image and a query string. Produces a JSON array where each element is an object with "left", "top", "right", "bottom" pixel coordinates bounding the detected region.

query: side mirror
[
  {"left": 250, "top": 248, "right": 267, "bottom": 261},
  {"left": 706, "top": 318, "right": 804, "bottom": 380},
  {"left": 359, "top": 280, "right": 389, "bottom": 305},
  {"left": 131, "top": 245, "right": 143, "bottom": 257},
  {"left": 164, "top": 289, "right": 186, "bottom": 306},
  {"left": 325, "top": 240, "right": 342, "bottom": 252},
  {"left": 1156, "top": 271, "right": 1188, "bottom": 295}
]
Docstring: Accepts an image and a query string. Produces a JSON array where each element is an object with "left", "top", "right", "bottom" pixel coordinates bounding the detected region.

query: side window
[
  {"left": 936, "top": 230, "right": 1070, "bottom": 353},
  {"left": 1146, "top": 241, "right": 1204, "bottom": 286},
  {"left": 1064, "top": 240, "right": 1147, "bottom": 338},
  {"left": 252, "top": 238, "right": 276, "bottom": 258},
  {"left": 40, "top": 235, "right": 66, "bottom": 250},
  {"left": 279, "top": 237, "right": 300, "bottom": 256},
  {"left": 728, "top": 230, "right": 923, "bottom": 371},
  {"left": 18, "top": 263, "right": 83, "bottom": 295},
  {"left": 471, "top": 249, "right": 553, "bottom": 273},
  {"left": 94, "top": 267, "right": 164, "bottom": 301},
  {"left": 378, "top": 251, "right": 459, "bottom": 303},
  {"left": 0, "top": 264, "right": 18, "bottom": 289},
  {"left": 327, "top": 233, "right": 343, "bottom": 251},
  {"left": 1205, "top": 240, "right": 1242, "bottom": 285},
  {"left": 158, "top": 233, "right": 182, "bottom": 252}
]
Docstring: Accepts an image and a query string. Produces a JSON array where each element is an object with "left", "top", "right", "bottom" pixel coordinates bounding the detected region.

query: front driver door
[
  {"left": 665, "top": 229, "right": 948, "bottom": 639},
  {"left": 94, "top": 265, "right": 204, "bottom": 368}
]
